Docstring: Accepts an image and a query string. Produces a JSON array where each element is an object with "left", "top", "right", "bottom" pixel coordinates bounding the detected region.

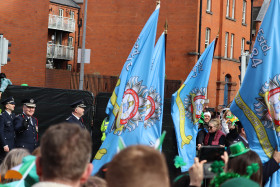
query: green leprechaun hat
[{"left": 229, "top": 141, "right": 250, "bottom": 158}]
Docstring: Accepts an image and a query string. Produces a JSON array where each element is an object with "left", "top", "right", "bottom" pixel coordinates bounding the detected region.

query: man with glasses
[
  {"left": 0, "top": 97, "right": 16, "bottom": 162},
  {"left": 14, "top": 98, "right": 38, "bottom": 153}
]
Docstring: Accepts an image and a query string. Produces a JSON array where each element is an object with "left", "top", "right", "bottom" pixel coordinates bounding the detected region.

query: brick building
[
  {"left": 0, "top": 0, "right": 257, "bottom": 110},
  {"left": 47, "top": 0, "right": 80, "bottom": 71},
  {"left": 81, "top": 0, "right": 251, "bottom": 109},
  {"left": 0, "top": 0, "right": 49, "bottom": 87},
  {"left": 0, "top": 0, "right": 82, "bottom": 89}
]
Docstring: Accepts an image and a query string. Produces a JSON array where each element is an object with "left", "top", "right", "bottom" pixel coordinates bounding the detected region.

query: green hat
[
  {"left": 229, "top": 142, "right": 250, "bottom": 157},
  {"left": 221, "top": 177, "right": 260, "bottom": 187}
]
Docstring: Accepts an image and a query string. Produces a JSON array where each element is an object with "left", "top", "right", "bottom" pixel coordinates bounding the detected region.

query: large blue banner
[
  {"left": 230, "top": 0, "right": 280, "bottom": 186},
  {"left": 171, "top": 39, "right": 216, "bottom": 172},
  {"left": 92, "top": 5, "right": 165, "bottom": 174}
]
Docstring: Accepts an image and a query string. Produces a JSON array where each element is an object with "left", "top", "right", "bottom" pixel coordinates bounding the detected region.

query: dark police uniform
[
  {"left": 66, "top": 114, "right": 85, "bottom": 129},
  {"left": 14, "top": 98, "right": 38, "bottom": 153},
  {"left": 0, "top": 97, "right": 16, "bottom": 162},
  {"left": 66, "top": 100, "right": 86, "bottom": 129},
  {"left": 14, "top": 113, "right": 38, "bottom": 153}
]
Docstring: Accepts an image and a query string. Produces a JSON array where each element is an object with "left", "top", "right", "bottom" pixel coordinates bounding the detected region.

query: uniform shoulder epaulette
[{"left": 66, "top": 117, "right": 71, "bottom": 120}]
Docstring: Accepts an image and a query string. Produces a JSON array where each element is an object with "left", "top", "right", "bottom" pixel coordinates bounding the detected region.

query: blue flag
[
  {"left": 92, "top": 5, "right": 163, "bottom": 174},
  {"left": 230, "top": 0, "right": 280, "bottom": 186},
  {"left": 171, "top": 39, "right": 216, "bottom": 171}
]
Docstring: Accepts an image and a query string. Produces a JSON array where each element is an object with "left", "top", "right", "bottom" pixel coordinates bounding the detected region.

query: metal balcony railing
[
  {"left": 47, "top": 43, "right": 74, "bottom": 61},
  {"left": 48, "top": 14, "right": 75, "bottom": 33}
]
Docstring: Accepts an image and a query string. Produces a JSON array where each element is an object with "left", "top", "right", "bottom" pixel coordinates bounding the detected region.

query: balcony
[
  {"left": 48, "top": 14, "right": 75, "bottom": 33},
  {"left": 47, "top": 43, "right": 74, "bottom": 61}
]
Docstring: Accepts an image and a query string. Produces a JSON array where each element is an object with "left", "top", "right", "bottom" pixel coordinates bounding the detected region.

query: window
[
  {"left": 225, "top": 32, "right": 229, "bottom": 58},
  {"left": 232, "top": 0, "right": 235, "bottom": 19},
  {"left": 230, "top": 34, "right": 234, "bottom": 59},
  {"left": 70, "top": 11, "right": 75, "bottom": 19},
  {"left": 68, "top": 37, "right": 73, "bottom": 46},
  {"left": 206, "top": 0, "right": 211, "bottom": 12},
  {"left": 59, "top": 9, "right": 64, "bottom": 17},
  {"left": 241, "top": 38, "right": 245, "bottom": 54},
  {"left": 226, "top": 0, "right": 230, "bottom": 17},
  {"left": 224, "top": 74, "right": 232, "bottom": 106},
  {"left": 205, "top": 28, "right": 211, "bottom": 48},
  {"left": 242, "top": 1, "right": 247, "bottom": 24}
]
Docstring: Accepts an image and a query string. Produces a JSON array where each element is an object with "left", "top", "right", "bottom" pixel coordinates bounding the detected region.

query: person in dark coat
[
  {"left": 66, "top": 100, "right": 86, "bottom": 129},
  {"left": 196, "top": 111, "right": 211, "bottom": 150},
  {"left": 13, "top": 98, "right": 38, "bottom": 153},
  {"left": 0, "top": 97, "right": 16, "bottom": 162}
]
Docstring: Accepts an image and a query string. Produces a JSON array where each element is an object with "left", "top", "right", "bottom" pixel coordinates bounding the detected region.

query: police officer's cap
[
  {"left": 1, "top": 96, "right": 15, "bottom": 105},
  {"left": 22, "top": 98, "right": 36, "bottom": 108},
  {"left": 71, "top": 100, "right": 86, "bottom": 108}
]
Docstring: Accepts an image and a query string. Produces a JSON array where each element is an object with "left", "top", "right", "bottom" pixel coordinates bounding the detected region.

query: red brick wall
[
  {"left": 45, "top": 69, "right": 71, "bottom": 89},
  {"left": 200, "top": 0, "right": 251, "bottom": 109},
  {"left": 254, "top": 0, "right": 264, "bottom": 7},
  {"left": 0, "top": 0, "right": 49, "bottom": 87},
  {"left": 83, "top": 0, "right": 199, "bottom": 82},
  {"left": 80, "top": 0, "right": 250, "bottom": 109}
]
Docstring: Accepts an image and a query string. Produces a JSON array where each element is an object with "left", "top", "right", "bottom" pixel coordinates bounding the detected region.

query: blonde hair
[
  {"left": 209, "top": 119, "right": 220, "bottom": 128},
  {"left": 0, "top": 148, "right": 30, "bottom": 177}
]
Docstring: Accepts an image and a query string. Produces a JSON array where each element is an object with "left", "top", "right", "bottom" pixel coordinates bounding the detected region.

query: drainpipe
[
  {"left": 249, "top": 0, "right": 253, "bottom": 52},
  {"left": 79, "top": 0, "right": 88, "bottom": 90},
  {"left": 198, "top": 0, "right": 203, "bottom": 59}
]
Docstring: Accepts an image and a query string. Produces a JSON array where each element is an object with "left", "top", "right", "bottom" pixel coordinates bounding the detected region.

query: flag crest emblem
[
  {"left": 184, "top": 88, "right": 207, "bottom": 123},
  {"left": 254, "top": 74, "right": 280, "bottom": 134}
]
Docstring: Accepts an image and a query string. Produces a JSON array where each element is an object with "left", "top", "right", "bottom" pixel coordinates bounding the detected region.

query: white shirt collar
[
  {"left": 5, "top": 110, "right": 11, "bottom": 115},
  {"left": 72, "top": 113, "right": 80, "bottom": 120}
]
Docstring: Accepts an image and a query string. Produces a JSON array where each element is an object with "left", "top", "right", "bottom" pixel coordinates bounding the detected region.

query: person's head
[
  {"left": 82, "top": 176, "right": 107, "bottom": 187},
  {"left": 220, "top": 177, "right": 260, "bottom": 187},
  {"left": 228, "top": 150, "right": 263, "bottom": 185},
  {"left": 1, "top": 97, "right": 15, "bottom": 112},
  {"left": 223, "top": 110, "right": 232, "bottom": 119},
  {"left": 236, "top": 121, "right": 247, "bottom": 139},
  {"left": 22, "top": 98, "right": 36, "bottom": 117},
  {"left": 36, "top": 123, "right": 93, "bottom": 186},
  {"left": 204, "top": 111, "right": 211, "bottom": 123},
  {"left": 107, "top": 145, "right": 169, "bottom": 187},
  {"left": 71, "top": 100, "right": 86, "bottom": 118},
  {"left": 208, "top": 119, "right": 220, "bottom": 133},
  {"left": 0, "top": 73, "right": 6, "bottom": 79},
  {"left": 0, "top": 148, "right": 30, "bottom": 177}
]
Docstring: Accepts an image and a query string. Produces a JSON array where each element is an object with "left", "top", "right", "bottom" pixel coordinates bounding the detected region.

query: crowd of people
[
  {"left": 0, "top": 74, "right": 279, "bottom": 186},
  {"left": 0, "top": 108, "right": 278, "bottom": 186}
]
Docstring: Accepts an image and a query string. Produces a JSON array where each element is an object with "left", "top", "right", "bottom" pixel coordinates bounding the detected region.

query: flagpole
[
  {"left": 164, "top": 19, "right": 168, "bottom": 58},
  {"left": 214, "top": 31, "right": 219, "bottom": 53}
]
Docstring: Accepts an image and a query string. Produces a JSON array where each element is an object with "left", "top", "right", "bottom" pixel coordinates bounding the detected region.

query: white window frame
[
  {"left": 230, "top": 34, "right": 234, "bottom": 59},
  {"left": 68, "top": 37, "right": 73, "bottom": 46},
  {"left": 226, "top": 0, "right": 230, "bottom": 17},
  {"left": 59, "top": 9, "right": 64, "bottom": 17},
  {"left": 242, "top": 1, "right": 247, "bottom": 24},
  {"left": 70, "top": 11, "right": 75, "bottom": 19},
  {"left": 232, "top": 0, "right": 235, "bottom": 19},
  {"left": 206, "top": 0, "right": 211, "bottom": 12},
  {"left": 225, "top": 32, "right": 229, "bottom": 58},
  {"left": 205, "top": 28, "right": 211, "bottom": 48},
  {"left": 241, "top": 37, "right": 245, "bottom": 54}
]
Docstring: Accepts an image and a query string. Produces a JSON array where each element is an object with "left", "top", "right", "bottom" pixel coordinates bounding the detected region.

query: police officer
[
  {"left": 0, "top": 97, "right": 16, "bottom": 162},
  {"left": 14, "top": 98, "right": 38, "bottom": 153},
  {"left": 66, "top": 100, "right": 86, "bottom": 129}
]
